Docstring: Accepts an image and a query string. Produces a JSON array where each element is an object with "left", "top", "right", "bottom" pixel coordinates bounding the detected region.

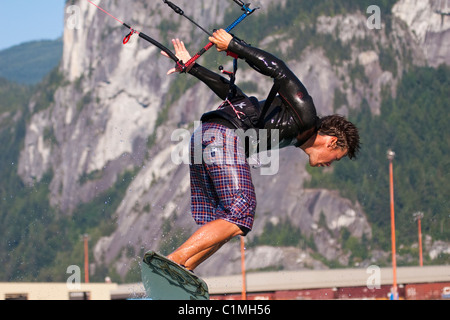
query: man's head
[{"left": 301, "top": 115, "right": 361, "bottom": 167}]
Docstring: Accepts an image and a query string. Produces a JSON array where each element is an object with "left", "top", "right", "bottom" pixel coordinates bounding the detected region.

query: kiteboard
[{"left": 141, "top": 251, "right": 209, "bottom": 300}]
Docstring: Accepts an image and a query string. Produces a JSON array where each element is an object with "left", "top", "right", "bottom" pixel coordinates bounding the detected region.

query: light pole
[
  {"left": 83, "top": 234, "right": 90, "bottom": 283},
  {"left": 387, "top": 149, "right": 398, "bottom": 299},
  {"left": 413, "top": 212, "right": 424, "bottom": 267},
  {"left": 240, "top": 236, "right": 247, "bottom": 300}
]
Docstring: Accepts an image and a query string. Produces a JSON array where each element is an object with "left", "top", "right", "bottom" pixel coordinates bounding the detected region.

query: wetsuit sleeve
[
  {"left": 227, "top": 38, "right": 318, "bottom": 131},
  {"left": 188, "top": 63, "right": 245, "bottom": 101}
]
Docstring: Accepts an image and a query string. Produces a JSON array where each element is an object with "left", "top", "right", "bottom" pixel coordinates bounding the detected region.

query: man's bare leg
[
  {"left": 183, "top": 242, "right": 225, "bottom": 271},
  {"left": 167, "top": 219, "right": 243, "bottom": 271}
]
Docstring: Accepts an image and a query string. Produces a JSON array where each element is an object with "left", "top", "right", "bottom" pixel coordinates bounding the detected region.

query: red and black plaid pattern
[{"left": 189, "top": 123, "right": 257, "bottom": 231}]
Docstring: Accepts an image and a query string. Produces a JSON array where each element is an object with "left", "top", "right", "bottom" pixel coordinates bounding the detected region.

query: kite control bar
[{"left": 163, "top": 0, "right": 259, "bottom": 72}]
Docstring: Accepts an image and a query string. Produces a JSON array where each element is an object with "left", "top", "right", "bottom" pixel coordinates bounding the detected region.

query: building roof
[
  {"left": 112, "top": 265, "right": 450, "bottom": 297},
  {"left": 204, "top": 266, "right": 450, "bottom": 294}
]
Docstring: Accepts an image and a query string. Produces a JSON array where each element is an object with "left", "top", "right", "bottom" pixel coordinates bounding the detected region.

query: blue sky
[{"left": 0, "top": 0, "right": 66, "bottom": 51}]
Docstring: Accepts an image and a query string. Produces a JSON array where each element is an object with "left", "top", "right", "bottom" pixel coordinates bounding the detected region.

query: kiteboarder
[{"left": 162, "top": 29, "right": 361, "bottom": 272}]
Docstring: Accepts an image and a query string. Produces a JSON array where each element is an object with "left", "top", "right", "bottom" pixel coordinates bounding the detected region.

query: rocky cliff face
[
  {"left": 17, "top": 0, "right": 449, "bottom": 278},
  {"left": 393, "top": 0, "right": 450, "bottom": 67}
]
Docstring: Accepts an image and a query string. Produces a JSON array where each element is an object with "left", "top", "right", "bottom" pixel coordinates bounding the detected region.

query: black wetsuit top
[{"left": 188, "top": 38, "right": 319, "bottom": 154}]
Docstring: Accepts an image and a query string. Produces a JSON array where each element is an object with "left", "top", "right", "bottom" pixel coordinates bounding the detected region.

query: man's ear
[{"left": 327, "top": 136, "right": 338, "bottom": 149}]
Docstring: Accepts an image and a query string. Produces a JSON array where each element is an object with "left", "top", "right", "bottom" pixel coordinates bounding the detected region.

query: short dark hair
[{"left": 318, "top": 115, "right": 361, "bottom": 160}]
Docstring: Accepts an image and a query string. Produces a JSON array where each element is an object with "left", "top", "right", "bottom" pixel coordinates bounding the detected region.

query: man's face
[{"left": 308, "top": 136, "right": 348, "bottom": 168}]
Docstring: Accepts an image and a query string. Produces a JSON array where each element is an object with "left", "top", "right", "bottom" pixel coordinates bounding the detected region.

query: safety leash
[{"left": 169, "top": 0, "right": 259, "bottom": 72}]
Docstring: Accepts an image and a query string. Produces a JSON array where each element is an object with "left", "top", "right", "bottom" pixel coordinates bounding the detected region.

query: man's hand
[
  {"left": 209, "top": 29, "right": 233, "bottom": 52},
  {"left": 161, "top": 39, "right": 192, "bottom": 75}
]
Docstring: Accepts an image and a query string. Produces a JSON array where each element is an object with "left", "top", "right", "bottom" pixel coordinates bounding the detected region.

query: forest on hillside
[
  {"left": 0, "top": 39, "right": 63, "bottom": 85},
  {"left": 0, "top": 0, "right": 448, "bottom": 282}
]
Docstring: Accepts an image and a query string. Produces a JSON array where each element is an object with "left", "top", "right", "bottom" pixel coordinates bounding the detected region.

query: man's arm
[
  {"left": 228, "top": 38, "right": 317, "bottom": 129},
  {"left": 163, "top": 39, "right": 245, "bottom": 101},
  {"left": 188, "top": 63, "right": 246, "bottom": 101},
  {"left": 210, "top": 30, "right": 318, "bottom": 130}
]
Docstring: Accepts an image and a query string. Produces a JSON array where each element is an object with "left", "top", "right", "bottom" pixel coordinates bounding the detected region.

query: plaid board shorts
[{"left": 189, "top": 122, "right": 257, "bottom": 234}]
